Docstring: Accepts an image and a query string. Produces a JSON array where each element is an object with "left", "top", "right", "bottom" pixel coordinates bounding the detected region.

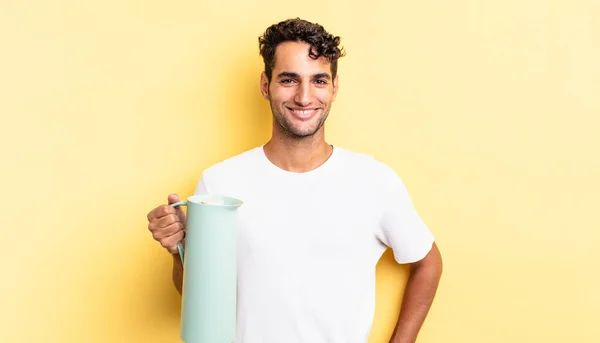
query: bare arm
[
  {"left": 389, "top": 242, "right": 443, "bottom": 343},
  {"left": 172, "top": 253, "right": 184, "bottom": 295}
]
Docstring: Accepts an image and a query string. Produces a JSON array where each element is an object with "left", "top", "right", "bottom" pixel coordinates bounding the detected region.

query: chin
[
  {"left": 274, "top": 113, "right": 325, "bottom": 138},
  {"left": 288, "top": 125, "right": 322, "bottom": 138}
]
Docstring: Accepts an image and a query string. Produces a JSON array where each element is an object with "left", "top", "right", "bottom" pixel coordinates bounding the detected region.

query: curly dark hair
[{"left": 258, "top": 18, "right": 346, "bottom": 83}]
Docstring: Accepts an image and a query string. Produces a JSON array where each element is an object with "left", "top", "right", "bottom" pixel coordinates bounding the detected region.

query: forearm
[
  {"left": 172, "top": 253, "right": 184, "bottom": 295},
  {"left": 389, "top": 252, "right": 442, "bottom": 342}
]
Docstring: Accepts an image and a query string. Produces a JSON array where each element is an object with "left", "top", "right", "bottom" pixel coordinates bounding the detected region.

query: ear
[
  {"left": 332, "top": 74, "right": 339, "bottom": 101},
  {"left": 260, "top": 72, "right": 270, "bottom": 100}
]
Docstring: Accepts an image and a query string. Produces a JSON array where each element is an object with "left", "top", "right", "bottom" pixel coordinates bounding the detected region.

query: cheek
[
  {"left": 316, "top": 90, "right": 334, "bottom": 103},
  {"left": 270, "top": 88, "right": 294, "bottom": 103}
]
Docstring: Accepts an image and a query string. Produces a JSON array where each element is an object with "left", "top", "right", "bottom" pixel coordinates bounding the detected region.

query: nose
[{"left": 294, "top": 82, "right": 311, "bottom": 106}]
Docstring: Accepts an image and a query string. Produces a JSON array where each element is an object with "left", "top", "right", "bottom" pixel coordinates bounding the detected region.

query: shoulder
[{"left": 333, "top": 146, "right": 399, "bottom": 180}]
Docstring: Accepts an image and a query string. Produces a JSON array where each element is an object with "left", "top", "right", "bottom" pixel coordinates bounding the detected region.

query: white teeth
[{"left": 292, "top": 109, "right": 314, "bottom": 115}]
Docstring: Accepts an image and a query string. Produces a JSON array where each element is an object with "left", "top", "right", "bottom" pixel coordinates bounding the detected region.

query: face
[{"left": 260, "top": 41, "right": 339, "bottom": 138}]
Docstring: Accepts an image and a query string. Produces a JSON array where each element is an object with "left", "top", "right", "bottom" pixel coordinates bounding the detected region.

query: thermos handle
[{"left": 169, "top": 201, "right": 187, "bottom": 264}]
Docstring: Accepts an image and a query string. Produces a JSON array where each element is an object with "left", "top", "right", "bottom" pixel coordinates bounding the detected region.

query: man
[{"left": 147, "top": 18, "right": 443, "bottom": 343}]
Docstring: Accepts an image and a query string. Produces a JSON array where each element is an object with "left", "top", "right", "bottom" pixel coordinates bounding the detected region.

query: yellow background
[{"left": 1, "top": 0, "right": 599, "bottom": 342}]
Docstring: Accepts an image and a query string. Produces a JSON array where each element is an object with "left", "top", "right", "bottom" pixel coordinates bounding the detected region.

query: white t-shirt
[{"left": 194, "top": 145, "right": 434, "bottom": 343}]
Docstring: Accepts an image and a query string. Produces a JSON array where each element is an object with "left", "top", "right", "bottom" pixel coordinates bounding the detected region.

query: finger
[
  {"left": 168, "top": 193, "right": 181, "bottom": 205},
  {"left": 168, "top": 193, "right": 187, "bottom": 223},
  {"left": 152, "top": 222, "right": 184, "bottom": 240},
  {"left": 146, "top": 207, "right": 160, "bottom": 222},
  {"left": 160, "top": 230, "right": 185, "bottom": 254},
  {"left": 149, "top": 213, "right": 180, "bottom": 232},
  {"left": 155, "top": 204, "right": 177, "bottom": 220},
  {"left": 147, "top": 205, "right": 171, "bottom": 222},
  {"left": 147, "top": 194, "right": 180, "bottom": 222}
]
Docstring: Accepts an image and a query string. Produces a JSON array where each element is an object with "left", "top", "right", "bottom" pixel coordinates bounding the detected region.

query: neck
[{"left": 263, "top": 128, "right": 333, "bottom": 173}]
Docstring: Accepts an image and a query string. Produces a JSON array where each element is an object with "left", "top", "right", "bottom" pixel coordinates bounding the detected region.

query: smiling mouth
[{"left": 287, "top": 107, "right": 319, "bottom": 119}]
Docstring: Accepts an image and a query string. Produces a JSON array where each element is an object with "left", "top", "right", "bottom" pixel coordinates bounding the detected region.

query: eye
[
  {"left": 314, "top": 79, "right": 328, "bottom": 85},
  {"left": 281, "top": 79, "right": 295, "bottom": 84}
]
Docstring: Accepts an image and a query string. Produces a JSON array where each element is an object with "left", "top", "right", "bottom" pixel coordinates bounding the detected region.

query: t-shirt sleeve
[
  {"left": 377, "top": 167, "right": 435, "bottom": 264},
  {"left": 193, "top": 172, "right": 211, "bottom": 195}
]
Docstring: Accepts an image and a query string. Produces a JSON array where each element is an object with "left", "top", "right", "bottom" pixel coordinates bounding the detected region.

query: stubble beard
[{"left": 269, "top": 99, "right": 330, "bottom": 139}]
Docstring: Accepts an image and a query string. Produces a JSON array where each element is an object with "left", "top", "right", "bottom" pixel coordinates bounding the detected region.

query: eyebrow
[
  {"left": 313, "top": 73, "right": 331, "bottom": 80},
  {"left": 276, "top": 72, "right": 331, "bottom": 80},
  {"left": 277, "top": 72, "right": 300, "bottom": 79}
]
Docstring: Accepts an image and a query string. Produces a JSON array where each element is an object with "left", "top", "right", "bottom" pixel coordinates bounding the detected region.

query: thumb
[
  {"left": 168, "top": 193, "right": 186, "bottom": 224},
  {"left": 167, "top": 193, "right": 181, "bottom": 205}
]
